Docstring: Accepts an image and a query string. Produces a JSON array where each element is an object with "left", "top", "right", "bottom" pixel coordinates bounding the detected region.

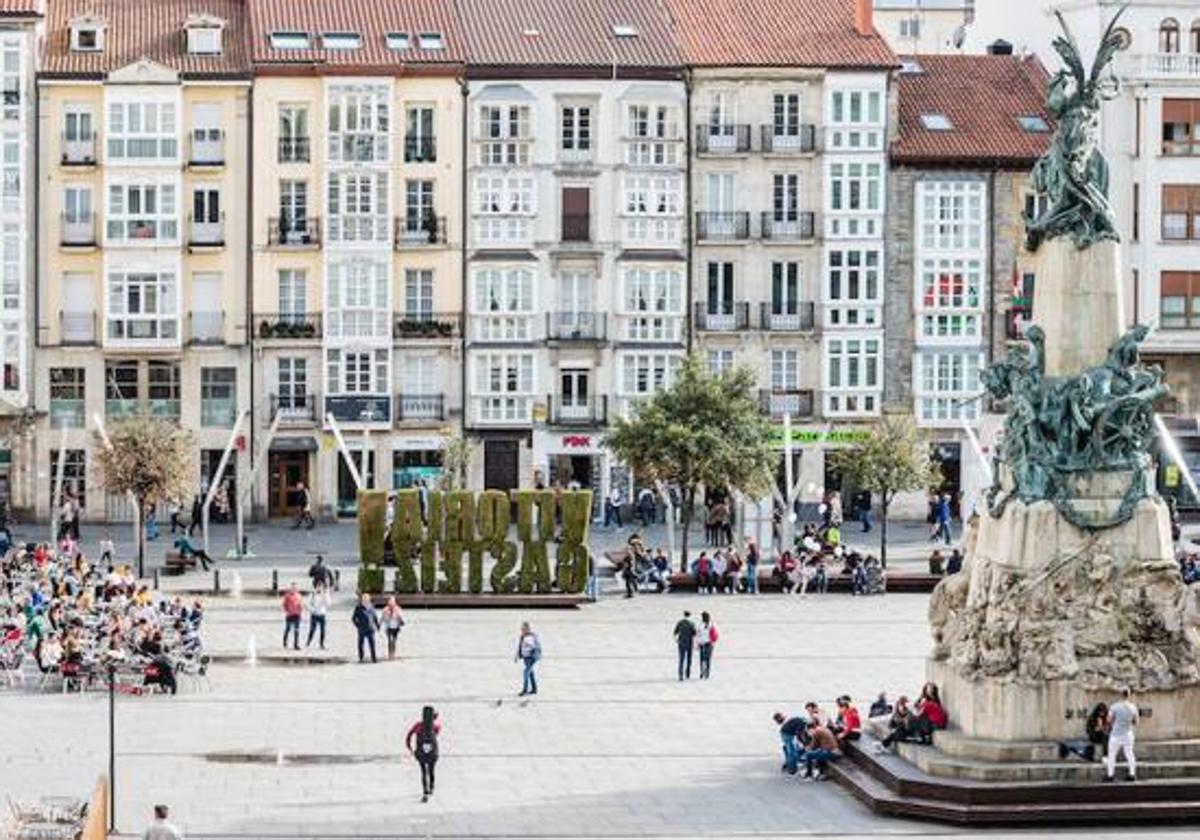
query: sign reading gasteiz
[{"left": 357, "top": 489, "right": 593, "bottom": 595}]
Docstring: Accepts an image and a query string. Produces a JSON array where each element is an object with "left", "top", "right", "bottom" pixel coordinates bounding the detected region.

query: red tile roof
[
  {"left": 42, "top": 0, "right": 249, "bottom": 78},
  {"left": 660, "top": 0, "right": 894, "bottom": 68},
  {"left": 892, "top": 54, "right": 1054, "bottom": 167},
  {"left": 459, "top": 0, "right": 681, "bottom": 70},
  {"left": 249, "top": 0, "right": 464, "bottom": 69},
  {"left": 0, "top": 0, "right": 41, "bottom": 18}
]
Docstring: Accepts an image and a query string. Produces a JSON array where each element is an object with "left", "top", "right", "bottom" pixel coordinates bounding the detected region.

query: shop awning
[{"left": 270, "top": 437, "right": 318, "bottom": 453}]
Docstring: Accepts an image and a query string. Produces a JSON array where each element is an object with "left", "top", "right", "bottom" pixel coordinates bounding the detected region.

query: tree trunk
[
  {"left": 880, "top": 495, "right": 889, "bottom": 570},
  {"left": 679, "top": 487, "right": 694, "bottom": 573},
  {"left": 137, "top": 497, "right": 146, "bottom": 580}
]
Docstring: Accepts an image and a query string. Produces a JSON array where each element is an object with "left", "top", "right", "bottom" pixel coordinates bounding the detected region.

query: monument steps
[
  {"left": 829, "top": 736, "right": 1200, "bottom": 824},
  {"left": 931, "top": 731, "right": 1200, "bottom": 763},
  {"left": 897, "top": 742, "right": 1200, "bottom": 783}
]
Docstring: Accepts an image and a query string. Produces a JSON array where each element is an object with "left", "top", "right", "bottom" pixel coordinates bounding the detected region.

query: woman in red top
[
  {"left": 915, "top": 682, "right": 948, "bottom": 738},
  {"left": 834, "top": 695, "right": 862, "bottom": 744},
  {"left": 405, "top": 706, "right": 441, "bottom": 802}
]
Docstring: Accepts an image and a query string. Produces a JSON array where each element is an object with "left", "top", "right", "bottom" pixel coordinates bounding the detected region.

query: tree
[
  {"left": 439, "top": 433, "right": 476, "bottom": 491},
  {"left": 826, "top": 414, "right": 942, "bottom": 569},
  {"left": 93, "top": 416, "right": 194, "bottom": 578},
  {"left": 604, "top": 355, "right": 775, "bottom": 571}
]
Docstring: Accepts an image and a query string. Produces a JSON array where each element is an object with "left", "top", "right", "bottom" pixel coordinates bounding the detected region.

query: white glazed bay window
[
  {"left": 916, "top": 351, "right": 982, "bottom": 425},
  {"left": 325, "top": 259, "right": 389, "bottom": 340},
  {"left": 919, "top": 258, "right": 983, "bottom": 341},
  {"left": 825, "top": 247, "right": 881, "bottom": 328},
  {"left": 622, "top": 267, "right": 683, "bottom": 341},
  {"left": 106, "top": 270, "right": 178, "bottom": 344},
  {"left": 619, "top": 352, "right": 682, "bottom": 416},
  {"left": 625, "top": 104, "right": 680, "bottom": 166},
  {"left": 623, "top": 173, "right": 682, "bottom": 244},
  {"left": 327, "top": 172, "right": 388, "bottom": 243},
  {"left": 327, "top": 84, "right": 389, "bottom": 164},
  {"left": 326, "top": 347, "right": 389, "bottom": 394},
  {"left": 824, "top": 336, "right": 880, "bottom": 416},
  {"left": 826, "top": 88, "right": 883, "bottom": 151},
  {"left": 106, "top": 181, "right": 178, "bottom": 243},
  {"left": 920, "top": 180, "right": 984, "bottom": 251},
  {"left": 106, "top": 100, "right": 178, "bottom": 160},
  {"left": 473, "top": 352, "right": 534, "bottom": 424},
  {"left": 472, "top": 267, "right": 534, "bottom": 341},
  {"left": 474, "top": 173, "right": 534, "bottom": 243},
  {"left": 478, "top": 104, "right": 531, "bottom": 165}
]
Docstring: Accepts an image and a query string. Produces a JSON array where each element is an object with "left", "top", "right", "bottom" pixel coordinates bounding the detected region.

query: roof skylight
[{"left": 920, "top": 113, "right": 953, "bottom": 131}]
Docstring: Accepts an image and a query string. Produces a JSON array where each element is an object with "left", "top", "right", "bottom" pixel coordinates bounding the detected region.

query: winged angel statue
[{"left": 1025, "top": 8, "right": 1126, "bottom": 251}]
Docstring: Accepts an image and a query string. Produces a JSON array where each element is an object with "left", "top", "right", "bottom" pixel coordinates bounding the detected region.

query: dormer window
[
  {"left": 611, "top": 24, "right": 638, "bottom": 38},
  {"left": 70, "top": 17, "right": 104, "bottom": 52},
  {"left": 417, "top": 32, "right": 444, "bottom": 50},
  {"left": 185, "top": 16, "right": 225, "bottom": 55},
  {"left": 322, "top": 32, "right": 361, "bottom": 50},
  {"left": 269, "top": 31, "right": 310, "bottom": 50},
  {"left": 386, "top": 32, "right": 410, "bottom": 51}
]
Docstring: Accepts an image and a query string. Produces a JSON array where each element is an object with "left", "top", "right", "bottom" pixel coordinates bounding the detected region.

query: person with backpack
[
  {"left": 515, "top": 621, "right": 542, "bottom": 696},
  {"left": 405, "top": 706, "right": 441, "bottom": 802},
  {"left": 351, "top": 594, "right": 380, "bottom": 663},
  {"left": 697, "top": 611, "right": 718, "bottom": 679}
]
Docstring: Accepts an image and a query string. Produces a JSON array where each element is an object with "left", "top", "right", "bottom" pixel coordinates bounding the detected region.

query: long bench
[
  {"left": 161, "top": 551, "right": 197, "bottom": 576},
  {"left": 663, "top": 571, "right": 942, "bottom": 594}
]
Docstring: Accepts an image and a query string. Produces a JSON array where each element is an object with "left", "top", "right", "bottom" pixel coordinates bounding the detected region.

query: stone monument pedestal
[{"left": 1032, "top": 238, "right": 1125, "bottom": 376}]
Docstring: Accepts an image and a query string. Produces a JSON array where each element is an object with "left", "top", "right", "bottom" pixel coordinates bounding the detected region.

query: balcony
[
  {"left": 61, "top": 133, "right": 97, "bottom": 166},
  {"left": 694, "top": 301, "right": 750, "bottom": 332},
  {"left": 187, "top": 311, "right": 224, "bottom": 345},
  {"left": 548, "top": 394, "right": 608, "bottom": 426},
  {"left": 328, "top": 134, "right": 388, "bottom": 164},
  {"left": 324, "top": 394, "right": 392, "bottom": 425},
  {"left": 761, "top": 212, "right": 817, "bottom": 241},
  {"left": 267, "top": 216, "right": 320, "bottom": 248},
  {"left": 759, "top": 301, "right": 816, "bottom": 332},
  {"left": 470, "top": 314, "right": 538, "bottom": 343},
  {"left": 546, "top": 312, "right": 606, "bottom": 342},
  {"left": 60, "top": 312, "right": 97, "bottom": 345},
  {"left": 270, "top": 394, "right": 317, "bottom": 425},
  {"left": 760, "top": 125, "right": 818, "bottom": 154},
  {"left": 394, "top": 215, "right": 447, "bottom": 248},
  {"left": 256, "top": 313, "right": 321, "bottom": 341},
  {"left": 60, "top": 214, "right": 97, "bottom": 248},
  {"left": 278, "top": 137, "right": 311, "bottom": 163},
  {"left": 201, "top": 398, "right": 237, "bottom": 428},
  {"left": 147, "top": 398, "right": 181, "bottom": 422},
  {"left": 188, "top": 213, "right": 225, "bottom": 249},
  {"left": 695, "top": 124, "right": 752, "bottom": 154},
  {"left": 1123, "top": 52, "right": 1200, "bottom": 80},
  {"left": 393, "top": 312, "right": 460, "bottom": 340},
  {"left": 559, "top": 147, "right": 595, "bottom": 166},
  {"left": 188, "top": 132, "right": 224, "bottom": 167},
  {"left": 759, "top": 388, "right": 815, "bottom": 419},
  {"left": 395, "top": 393, "right": 445, "bottom": 423},
  {"left": 561, "top": 213, "right": 591, "bottom": 243},
  {"left": 696, "top": 211, "right": 751, "bottom": 241},
  {"left": 105, "top": 398, "right": 139, "bottom": 421},
  {"left": 403, "top": 136, "right": 437, "bottom": 163},
  {"left": 617, "top": 314, "right": 685, "bottom": 344},
  {"left": 470, "top": 395, "right": 533, "bottom": 427}
]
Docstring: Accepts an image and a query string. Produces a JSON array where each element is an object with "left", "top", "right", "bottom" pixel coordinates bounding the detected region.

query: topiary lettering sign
[{"left": 356, "top": 489, "right": 592, "bottom": 595}]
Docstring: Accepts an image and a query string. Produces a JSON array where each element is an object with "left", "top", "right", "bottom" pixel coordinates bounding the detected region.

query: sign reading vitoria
[{"left": 356, "top": 489, "right": 593, "bottom": 595}]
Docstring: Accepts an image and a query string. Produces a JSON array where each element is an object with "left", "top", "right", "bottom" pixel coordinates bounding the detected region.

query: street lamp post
[{"left": 108, "top": 662, "right": 116, "bottom": 833}]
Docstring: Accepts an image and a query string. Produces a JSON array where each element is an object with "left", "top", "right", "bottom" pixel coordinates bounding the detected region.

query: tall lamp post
[{"left": 108, "top": 662, "right": 116, "bottom": 833}]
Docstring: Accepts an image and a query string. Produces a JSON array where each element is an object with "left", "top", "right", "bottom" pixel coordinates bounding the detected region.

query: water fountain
[
  {"left": 230, "top": 570, "right": 243, "bottom": 600},
  {"left": 245, "top": 635, "right": 258, "bottom": 668}
]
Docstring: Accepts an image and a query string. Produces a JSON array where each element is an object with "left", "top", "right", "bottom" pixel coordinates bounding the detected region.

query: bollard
[
  {"left": 272, "top": 569, "right": 279, "bottom": 594},
  {"left": 334, "top": 568, "right": 341, "bottom": 592},
  {"left": 240, "top": 535, "right": 248, "bottom": 557},
  {"left": 214, "top": 568, "right": 221, "bottom": 595},
  {"left": 153, "top": 568, "right": 160, "bottom": 591}
]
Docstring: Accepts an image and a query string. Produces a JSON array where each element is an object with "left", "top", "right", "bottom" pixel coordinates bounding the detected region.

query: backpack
[
  {"left": 708, "top": 624, "right": 719, "bottom": 644},
  {"left": 415, "top": 725, "right": 438, "bottom": 761}
]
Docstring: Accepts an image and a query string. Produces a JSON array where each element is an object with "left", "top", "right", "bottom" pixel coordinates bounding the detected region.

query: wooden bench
[
  {"left": 664, "top": 570, "right": 942, "bottom": 594},
  {"left": 162, "top": 551, "right": 197, "bottom": 576}
]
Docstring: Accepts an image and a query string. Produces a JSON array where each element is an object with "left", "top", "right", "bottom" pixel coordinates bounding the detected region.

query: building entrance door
[{"left": 268, "top": 451, "right": 309, "bottom": 518}]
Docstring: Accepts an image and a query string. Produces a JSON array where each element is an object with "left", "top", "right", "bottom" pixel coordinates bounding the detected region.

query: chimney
[
  {"left": 854, "top": 0, "right": 873, "bottom": 36},
  {"left": 988, "top": 39, "right": 1014, "bottom": 56}
]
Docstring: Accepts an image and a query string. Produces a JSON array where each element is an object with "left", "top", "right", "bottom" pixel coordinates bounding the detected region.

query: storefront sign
[
  {"left": 768, "top": 427, "right": 872, "bottom": 447},
  {"left": 393, "top": 437, "right": 447, "bottom": 451},
  {"left": 562, "top": 435, "right": 592, "bottom": 449}
]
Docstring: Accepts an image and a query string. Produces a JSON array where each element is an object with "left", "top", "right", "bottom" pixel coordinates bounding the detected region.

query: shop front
[
  {"left": 392, "top": 436, "right": 446, "bottom": 489},
  {"left": 267, "top": 437, "right": 317, "bottom": 518},
  {"left": 534, "top": 429, "right": 607, "bottom": 519}
]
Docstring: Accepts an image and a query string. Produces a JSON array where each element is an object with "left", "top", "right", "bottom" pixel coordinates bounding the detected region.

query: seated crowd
[
  {"left": 772, "top": 683, "right": 949, "bottom": 779},
  {"left": 0, "top": 538, "right": 205, "bottom": 694}
]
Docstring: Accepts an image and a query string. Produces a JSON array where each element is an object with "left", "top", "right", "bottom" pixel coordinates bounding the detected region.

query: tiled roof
[
  {"left": 42, "top": 0, "right": 249, "bottom": 78},
  {"left": 0, "top": 0, "right": 41, "bottom": 18},
  {"left": 660, "top": 0, "right": 895, "bottom": 68},
  {"left": 459, "top": 0, "right": 682, "bottom": 70},
  {"left": 249, "top": 0, "right": 464, "bottom": 68},
  {"left": 891, "top": 53, "right": 1054, "bottom": 167}
]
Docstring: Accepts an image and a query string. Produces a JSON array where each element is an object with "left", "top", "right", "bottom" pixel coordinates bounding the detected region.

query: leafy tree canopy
[
  {"left": 827, "top": 414, "right": 942, "bottom": 505},
  {"left": 93, "top": 415, "right": 195, "bottom": 510}
]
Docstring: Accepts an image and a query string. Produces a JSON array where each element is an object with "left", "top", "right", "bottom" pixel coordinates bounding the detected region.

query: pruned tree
[
  {"left": 826, "top": 414, "right": 942, "bottom": 568},
  {"left": 93, "top": 416, "right": 194, "bottom": 577},
  {"left": 604, "top": 355, "right": 775, "bottom": 571},
  {"left": 439, "top": 433, "right": 476, "bottom": 491}
]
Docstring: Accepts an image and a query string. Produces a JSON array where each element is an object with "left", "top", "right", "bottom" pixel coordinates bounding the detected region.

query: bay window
[
  {"left": 325, "top": 259, "right": 389, "bottom": 340},
  {"left": 825, "top": 248, "right": 881, "bottom": 327},
  {"left": 472, "top": 267, "right": 534, "bottom": 341},
  {"left": 625, "top": 104, "right": 679, "bottom": 166},
  {"left": 106, "top": 182, "right": 177, "bottom": 242},
  {"left": 106, "top": 100, "right": 178, "bottom": 160},
  {"left": 473, "top": 351, "right": 534, "bottom": 423},
  {"left": 916, "top": 351, "right": 982, "bottom": 425},
  {"left": 619, "top": 352, "right": 682, "bottom": 415},
  {"left": 327, "top": 347, "right": 389, "bottom": 394},
  {"left": 473, "top": 174, "right": 534, "bottom": 243},
  {"left": 478, "top": 104, "right": 531, "bottom": 165},
  {"left": 919, "top": 180, "right": 984, "bottom": 250},
  {"left": 622, "top": 268, "right": 683, "bottom": 341},
  {"left": 106, "top": 270, "right": 177, "bottom": 343},
  {"left": 327, "top": 172, "right": 388, "bottom": 243},
  {"left": 623, "top": 173, "right": 682, "bottom": 243},
  {"left": 919, "top": 258, "right": 982, "bottom": 340},
  {"left": 327, "top": 85, "right": 389, "bottom": 163},
  {"left": 824, "top": 337, "right": 880, "bottom": 416}
]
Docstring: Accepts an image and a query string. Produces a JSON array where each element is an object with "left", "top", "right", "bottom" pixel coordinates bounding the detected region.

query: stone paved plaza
[{"left": 2, "top": 584, "right": 1195, "bottom": 839}]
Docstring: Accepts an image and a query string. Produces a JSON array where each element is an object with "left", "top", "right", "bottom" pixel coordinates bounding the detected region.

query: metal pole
[
  {"left": 782, "top": 413, "right": 795, "bottom": 550},
  {"left": 93, "top": 413, "right": 140, "bottom": 567},
  {"left": 235, "top": 411, "right": 282, "bottom": 558},
  {"left": 326, "top": 413, "right": 363, "bottom": 490},
  {"left": 51, "top": 422, "right": 66, "bottom": 545},
  {"left": 108, "top": 663, "right": 115, "bottom": 833},
  {"left": 202, "top": 410, "right": 249, "bottom": 553},
  {"left": 654, "top": 480, "right": 676, "bottom": 563}
]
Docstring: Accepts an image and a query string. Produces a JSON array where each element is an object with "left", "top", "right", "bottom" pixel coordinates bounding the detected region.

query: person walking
[
  {"left": 405, "top": 706, "right": 441, "bottom": 802},
  {"left": 515, "top": 621, "right": 542, "bottom": 696},
  {"left": 141, "top": 804, "right": 184, "bottom": 840},
  {"left": 1105, "top": 688, "right": 1139, "bottom": 782},
  {"left": 305, "top": 584, "right": 330, "bottom": 649},
  {"left": 745, "top": 540, "right": 760, "bottom": 594},
  {"left": 935, "top": 493, "right": 953, "bottom": 545},
  {"left": 604, "top": 488, "right": 623, "bottom": 528},
  {"left": 382, "top": 595, "right": 405, "bottom": 659},
  {"left": 673, "top": 610, "right": 696, "bottom": 680},
  {"left": 856, "top": 491, "right": 872, "bottom": 533},
  {"left": 188, "top": 494, "right": 203, "bottom": 537},
  {"left": 351, "top": 594, "right": 380, "bottom": 663},
  {"left": 281, "top": 584, "right": 303, "bottom": 650},
  {"left": 292, "top": 482, "right": 315, "bottom": 530},
  {"left": 308, "top": 554, "right": 334, "bottom": 591},
  {"left": 168, "top": 500, "right": 184, "bottom": 535},
  {"left": 698, "top": 611, "right": 718, "bottom": 679}
]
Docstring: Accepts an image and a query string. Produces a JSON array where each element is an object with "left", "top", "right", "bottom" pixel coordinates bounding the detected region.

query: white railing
[
  {"left": 1123, "top": 52, "right": 1200, "bottom": 79},
  {"left": 472, "top": 395, "right": 532, "bottom": 425}
]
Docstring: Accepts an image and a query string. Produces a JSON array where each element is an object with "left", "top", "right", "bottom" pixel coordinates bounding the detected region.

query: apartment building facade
[
  {"left": 0, "top": 1, "right": 39, "bottom": 518},
  {"left": 460, "top": 0, "right": 687, "bottom": 505},
  {"left": 247, "top": 1, "right": 464, "bottom": 519},
  {"left": 667, "top": 0, "right": 895, "bottom": 511},
  {"left": 34, "top": 0, "right": 251, "bottom": 522},
  {"left": 873, "top": 0, "right": 975, "bottom": 55},
  {"left": 885, "top": 53, "right": 1051, "bottom": 517}
]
